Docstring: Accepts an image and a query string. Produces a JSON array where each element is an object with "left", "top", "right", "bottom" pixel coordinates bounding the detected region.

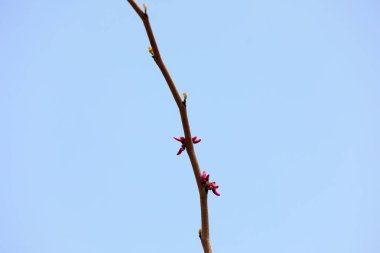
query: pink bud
[
  {"left": 201, "top": 171, "right": 210, "bottom": 182},
  {"left": 193, "top": 138, "right": 201, "bottom": 144},
  {"left": 191, "top": 136, "right": 202, "bottom": 144},
  {"left": 212, "top": 188, "right": 220, "bottom": 196},
  {"left": 210, "top": 182, "right": 218, "bottom": 189},
  {"left": 174, "top": 137, "right": 185, "bottom": 142},
  {"left": 177, "top": 146, "right": 185, "bottom": 155},
  {"left": 201, "top": 171, "right": 207, "bottom": 182}
]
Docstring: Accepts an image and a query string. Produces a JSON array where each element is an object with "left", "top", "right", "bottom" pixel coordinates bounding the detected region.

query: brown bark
[{"left": 126, "top": 1, "right": 213, "bottom": 252}]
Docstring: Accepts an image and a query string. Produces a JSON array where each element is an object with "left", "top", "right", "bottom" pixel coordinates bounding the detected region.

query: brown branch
[{"left": 126, "top": 1, "right": 213, "bottom": 252}]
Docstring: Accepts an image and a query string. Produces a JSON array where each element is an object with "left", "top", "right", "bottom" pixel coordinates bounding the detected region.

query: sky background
[{"left": 1, "top": 0, "right": 380, "bottom": 252}]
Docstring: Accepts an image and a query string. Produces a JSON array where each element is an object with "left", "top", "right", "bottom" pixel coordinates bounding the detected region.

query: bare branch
[{"left": 126, "top": 1, "right": 213, "bottom": 252}]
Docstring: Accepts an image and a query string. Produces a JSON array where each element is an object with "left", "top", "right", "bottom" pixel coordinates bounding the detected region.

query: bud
[
  {"left": 143, "top": 3, "right": 147, "bottom": 12},
  {"left": 148, "top": 46, "right": 154, "bottom": 56}
]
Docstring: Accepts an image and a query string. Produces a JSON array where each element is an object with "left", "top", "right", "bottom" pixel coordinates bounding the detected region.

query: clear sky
[{"left": 1, "top": 0, "right": 380, "bottom": 252}]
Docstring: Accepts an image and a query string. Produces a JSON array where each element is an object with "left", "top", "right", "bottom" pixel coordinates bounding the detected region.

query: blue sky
[{"left": 1, "top": 0, "right": 379, "bottom": 252}]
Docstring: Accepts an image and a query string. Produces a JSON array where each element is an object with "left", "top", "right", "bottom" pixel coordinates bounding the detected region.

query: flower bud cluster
[
  {"left": 173, "top": 136, "right": 201, "bottom": 155},
  {"left": 201, "top": 171, "right": 220, "bottom": 196}
]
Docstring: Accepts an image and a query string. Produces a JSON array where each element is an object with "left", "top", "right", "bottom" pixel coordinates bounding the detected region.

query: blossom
[
  {"left": 143, "top": 3, "right": 147, "bottom": 12},
  {"left": 201, "top": 170, "right": 220, "bottom": 196},
  {"left": 173, "top": 136, "right": 201, "bottom": 155}
]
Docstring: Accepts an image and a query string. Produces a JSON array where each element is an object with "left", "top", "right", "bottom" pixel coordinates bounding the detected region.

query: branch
[{"left": 126, "top": 1, "right": 213, "bottom": 252}]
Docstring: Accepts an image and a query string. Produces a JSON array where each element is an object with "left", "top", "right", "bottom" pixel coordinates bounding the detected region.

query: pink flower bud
[
  {"left": 173, "top": 135, "right": 201, "bottom": 156},
  {"left": 210, "top": 182, "right": 218, "bottom": 189},
  {"left": 212, "top": 188, "right": 220, "bottom": 196},
  {"left": 174, "top": 137, "right": 185, "bottom": 142},
  {"left": 192, "top": 136, "right": 202, "bottom": 143},
  {"left": 177, "top": 146, "right": 185, "bottom": 155},
  {"left": 201, "top": 171, "right": 208, "bottom": 182}
]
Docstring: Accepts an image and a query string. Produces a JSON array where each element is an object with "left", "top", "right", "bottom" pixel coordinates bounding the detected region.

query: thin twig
[{"left": 126, "top": 1, "right": 213, "bottom": 252}]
